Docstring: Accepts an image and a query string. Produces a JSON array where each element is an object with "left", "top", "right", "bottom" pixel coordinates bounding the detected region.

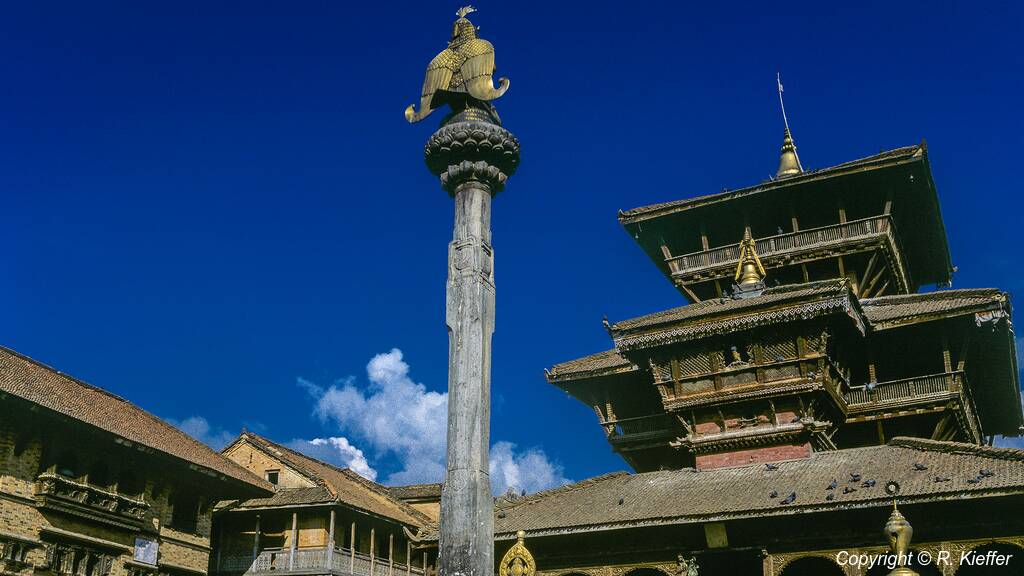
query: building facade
[
  {"left": 209, "top": 434, "right": 435, "bottom": 576},
  {"left": 417, "top": 140, "right": 1024, "bottom": 576},
  {"left": 0, "top": 347, "right": 272, "bottom": 576}
]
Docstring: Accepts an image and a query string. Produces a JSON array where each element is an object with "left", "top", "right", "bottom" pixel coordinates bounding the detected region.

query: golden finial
[
  {"left": 776, "top": 73, "right": 803, "bottom": 178},
  {"left": 734, "top": 229, "right": 766, "bottom": 288},
  {"left": 884, "top": 503, "right": 919, "bottom": 576},
  {"left": 498, "top": 531, "right": 536, "bottom": 576},
  {"left": 405, "top": 6, "right": 509, "bottom": 123}
]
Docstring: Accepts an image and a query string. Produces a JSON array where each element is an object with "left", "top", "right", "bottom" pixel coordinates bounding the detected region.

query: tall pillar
[
  {"left": 420, "top": 103, "right": 518, "bottom": 576},
  {"left": 406, "top": 8, "right": 519, "bottom": 576}
]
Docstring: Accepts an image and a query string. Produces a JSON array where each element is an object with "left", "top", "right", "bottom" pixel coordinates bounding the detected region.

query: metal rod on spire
[
  {"left": 777, "top": 72, "right": 791, "bottom": 133},
  {"left": 775, "top": 73, "right": 803, "bottom": 177}
]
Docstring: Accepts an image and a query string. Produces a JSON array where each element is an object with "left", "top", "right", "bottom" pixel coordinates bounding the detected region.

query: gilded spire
[
  {"left": 776, "top": 74, "right": 803, "bottom": 178},
  {"left": 883, "top": 503, "right": 919, "bottom": 576},
  {"left": 732, "top": 229, "right": 766, "bottom": 298}
]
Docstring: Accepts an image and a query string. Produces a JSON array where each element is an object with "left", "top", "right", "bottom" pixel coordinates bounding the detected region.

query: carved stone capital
[{"left": 425, "top": 120, "right": 520, "bottom": 195}]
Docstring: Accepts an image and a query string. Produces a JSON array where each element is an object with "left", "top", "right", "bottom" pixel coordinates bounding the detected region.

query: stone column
[{"left": 424, "top": 105, "right": 520, "bottom": 576}]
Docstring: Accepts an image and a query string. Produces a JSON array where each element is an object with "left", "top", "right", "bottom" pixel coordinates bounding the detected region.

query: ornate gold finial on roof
[
  {"left": 884, "top": 503, "right": 919, "bottom": 576},
  {"left": 776, "top": 73, "right": 803, "bottom": 178},
  {"left": 498, "top": 531, "right": 536, "bottom": 576},
  {"left": 404, "top": 7, "right": 510, "bottom": 124},
  {"left": 732, "top": 229, "right": 766, "bottom": 298}
]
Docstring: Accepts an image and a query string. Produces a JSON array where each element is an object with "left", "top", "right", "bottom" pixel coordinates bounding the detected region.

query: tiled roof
[
  {"left": 609, "top": 280, "right": 863, "bottom": 350},
  {"left": 547, "top": 349, "right": 636, "bottom": 382},
  {"left": 483, "top": 438, "right": 1024, "bottom": 538},
  {"left": 861, "top": 289, "right": 1008, "bottom": 328},
  {"left": 619, "top": 145, "right": 924, "bottom": 223},
  {"left": 222, "top": 486, "right": 336, "bottom": 510},
  {"left": 233, "top": 433, "right": 432, "bottom": 526},
  {"left": 0, "top": 345, "right": 272, "bottom": 494},
  {"left": 389, "top": 483, "right": 442, "bottom": 501}
]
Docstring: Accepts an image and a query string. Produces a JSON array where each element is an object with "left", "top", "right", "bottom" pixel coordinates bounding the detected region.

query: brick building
[
  {"left": 209, "top": 434, "right": 436, "bottom": 576},
  {"left": 0, "top": 346, "right": 272, "bottom": 576}
]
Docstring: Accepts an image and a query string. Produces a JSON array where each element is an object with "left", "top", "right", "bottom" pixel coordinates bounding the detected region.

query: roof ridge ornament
[
  {"left": 776, "top": 73, "right": 804, "bottom": 178},
  {"left": 732, "top": 229, "right": 766, "bottom": 299}
]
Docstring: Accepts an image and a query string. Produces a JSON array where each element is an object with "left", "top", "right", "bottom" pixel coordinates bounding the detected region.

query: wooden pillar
[
  {"left": 877, "top": 420, "right": 886, "bottom": 445},
  {"left": 422, "top": 551, "right": 428, "bottom": 575},
  {"left": 699, "top": 222, "right": 710, "bottom": 250},
  {"left": 388, "top": 533, "right": 394, "bottom": 576},
  {"left": 350, "top": 522, "right": 356, "bottom": 573},
  {"left": 406, "top": 542, "right": 412, "bottom": 576},
  {"left": 289, "top": 512, "right": 298, "bottom": 570},
  {"left": 838, "top": 206, "right": 847, "bottom": 224},
  {"left": 370, "top": 527, "right": 376, "bottom": 575},
  {"left": 253, "top": 515, "right": 261, "bottom": 561},
  {"left": 327, "top": 509, "right": 336, "bottom": 569},
  {"left": 216, "top": 522, "right": 224, "bottom": 572},
  {"left": 942, "top": 334, "right": 952, "bottom": 373}
]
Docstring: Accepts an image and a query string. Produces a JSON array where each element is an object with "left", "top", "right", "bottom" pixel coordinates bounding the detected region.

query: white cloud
[
  {"left": 302, "top": 348, "right": 570, "bottom": 494},
  {"left": 490, "top": 441, "right": 571, "bottom": 496},
  {"left": 167, "top": 416, "right": 235, "bottom": 451},
  {"left": 286, "top": 437, "right": 377, "bottom": 481}
]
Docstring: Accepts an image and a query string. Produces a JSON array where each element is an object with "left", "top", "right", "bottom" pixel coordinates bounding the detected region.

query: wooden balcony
[
  {"left": 34, "top": 472, "right": 150, "bottom": 530},
  {"left": 665, "top": 215, "right": 905, "bottom": 288},
  {"left": 843, "top": 372, "right": 961, "bottom": 413},
  {"left": 218, "top": 547, "right": 425, "bottom": 576}
]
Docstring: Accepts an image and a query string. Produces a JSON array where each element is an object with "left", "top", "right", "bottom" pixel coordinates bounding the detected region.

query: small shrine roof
[{"left": 861, "top": 288, "right": 1009, "bottom": 328}]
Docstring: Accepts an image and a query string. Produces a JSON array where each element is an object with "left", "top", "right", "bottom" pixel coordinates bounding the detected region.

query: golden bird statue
[{"left": 405, "top": 6, "right": 510, "bottom": 123}]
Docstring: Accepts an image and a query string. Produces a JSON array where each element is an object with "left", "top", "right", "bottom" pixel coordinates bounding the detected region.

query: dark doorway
[
  {"left": 779, "top": 556, "right": 844, "bottom": 576},
  {"left": 694, "top": 550, "right": 762, "bottom": 575}
]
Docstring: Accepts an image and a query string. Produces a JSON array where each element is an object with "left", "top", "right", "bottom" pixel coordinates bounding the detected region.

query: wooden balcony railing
[
  {"left": 844, "top": 372, "right": 959, "bottom": 410},
  {"left": 34, "top": 472, "right": 150, "bottom": 530},
  {"left": 219, "top": 547, "right": 425, "bottom": 576},
  {"left": 666, "top": 215, "right": 895, "bottom": 277}
]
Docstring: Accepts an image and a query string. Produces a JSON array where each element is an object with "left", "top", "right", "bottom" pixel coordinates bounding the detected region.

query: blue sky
[{"left": 3, "top": 2, "right": 1023, "bottom": 491}]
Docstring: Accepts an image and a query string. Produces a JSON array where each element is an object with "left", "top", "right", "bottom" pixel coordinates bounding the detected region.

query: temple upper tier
[{"left": 619, "top": 142, "right": 952, "bottom": 303}]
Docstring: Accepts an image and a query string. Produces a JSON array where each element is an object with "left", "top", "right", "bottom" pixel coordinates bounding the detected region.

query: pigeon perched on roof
[
  {"left": 825, "top": 492, "right": 835, "bottom": 501},
  {"left": 842, "top": 487, "right": 857, "bottom": 494},
  {"left": 618, "top": 497, "right": 625, "bottom": 505},
  {"left": 765, "top": 463, "right": 779, "bottom": 471},
  {"left": 780, "top": 492, "right": 796, "bottom": 505},
  {"left": 827, "top": 478, "right": 837, "bottom": 490},
  {"left": 850, "top": 473, "right": 861, "bottom": 482},
  {"left": 861, "top": 479, "right": 876, "bottom": 488},
  {"left": 913, "top": 463, "right": 928, "bottom": 471},
  {"left": 967, "top": 477, "right": 981, "bottom": 484},
  {"left": 980, "top": 468, "right": 995, "bottom": 478},
  {"left": 934, "top": 476, "right": 951, "bottom": 483},
  {"left": 769, "top": 490, "right": 778, "bottom": 499}
]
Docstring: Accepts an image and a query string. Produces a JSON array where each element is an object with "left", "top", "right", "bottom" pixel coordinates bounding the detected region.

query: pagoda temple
[{"left": 416, "top": 137, "right": 1024, "bottom": 576}]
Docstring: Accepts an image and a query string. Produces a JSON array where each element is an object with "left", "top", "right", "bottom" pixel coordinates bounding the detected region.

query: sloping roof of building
[
  {"left": 861, "top": 289, "right": 1009, "bottom": 328},
  {"left": 419, "top": 438, "right": 1024, "bottom": 541},
  {"left": 0, "top": 345, "right": 272, "bottom": 494},
  {"left": 609, "top": 280, "right": 864, "bottom": 351},
  {"left": 547, "top": 349, "right": 637, "bottom": 382},
  {"left": 225, "top": 433, "right": 432, "bottom": 526},
  {"left": 389, "top": 483, "right": 442, "bottom": 501},
  {"left": 222, "top": 486, "right": 336, "bottom": 509},
  {"left": 619, "top": 145, "right": 925, "bottom": 224}
]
